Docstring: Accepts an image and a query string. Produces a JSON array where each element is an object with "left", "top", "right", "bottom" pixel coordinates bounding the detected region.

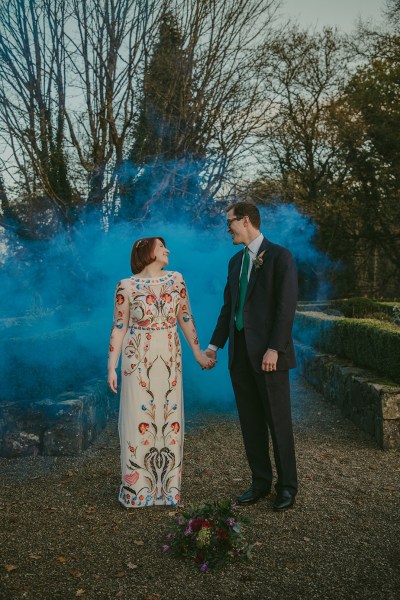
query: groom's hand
[
  {"left": 261, "top": 349, "right": 278, "bottom": 372},
  {"left": 199, "top": 350, "right": 216, "bottom": 370},
  {"left": 203, "top": 349, "right": 217, "bottom": 370},
  {"left": 205, "top": 349, "right": 217, "bottom": 364}
]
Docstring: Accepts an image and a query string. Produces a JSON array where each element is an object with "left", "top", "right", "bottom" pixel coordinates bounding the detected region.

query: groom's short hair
[{"left": 226, "top": 202, "right": 261, "bottom": 229}]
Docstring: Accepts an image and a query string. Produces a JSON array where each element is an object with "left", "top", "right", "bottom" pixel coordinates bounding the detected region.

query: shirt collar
[{"left": 246, "top": 233, "right": 264, "bottom": 256}]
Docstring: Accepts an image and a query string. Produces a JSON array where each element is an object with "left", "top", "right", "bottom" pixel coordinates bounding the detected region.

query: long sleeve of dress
[
  {"left": 175, "top": 274, "right": 200, "bottom": 355},
  {"left": 108, "top": 280, "right": 130, "bottom": 370}
]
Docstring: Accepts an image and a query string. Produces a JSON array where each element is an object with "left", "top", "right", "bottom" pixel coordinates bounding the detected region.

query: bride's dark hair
[{"left": 131, "top": 237, "right": 166, "bottom": 274}]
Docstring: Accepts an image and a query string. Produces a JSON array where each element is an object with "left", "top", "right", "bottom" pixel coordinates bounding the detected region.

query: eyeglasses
[
  {"left": 136, "top": 239, "right": 149, "bottom": 248},
  {"left": 226, "top": 216, "right": 244, "bottom": 227}
]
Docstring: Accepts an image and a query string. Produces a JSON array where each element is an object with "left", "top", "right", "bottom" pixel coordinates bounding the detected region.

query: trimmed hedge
[
  {"left": 298, "top": 298, "right": 379, "bottom": 317},
  {"left": 330, "top": 297, "right": 396, "bottom": 319},
  {"left": 297, "top": 298, "right": 398, "bottom": 320},
  {"left": 294, "top": 311, "right": 400, "bottom": 384}
]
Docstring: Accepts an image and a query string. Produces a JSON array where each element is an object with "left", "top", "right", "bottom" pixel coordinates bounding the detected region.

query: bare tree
[
  {"left": 175, "top": 0, "right": 279, "bottom": 205},
  {"left": 0, "top": 0, "right": 73, "bottom": 222},
  {"left": 254, "top": 26, "right": 349, "bottom": 209},
  {"left": 385, "top": 0, "right": 400, "bottom": 28},
  {"left": 0, "top": 0, "right": 161, "bottom": 216},
  {"left": 64, "top": 0, "right": 161, "bottom": 208}
]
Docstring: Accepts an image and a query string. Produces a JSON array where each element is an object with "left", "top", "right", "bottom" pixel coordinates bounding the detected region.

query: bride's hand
[
  {"left": 196, "top": 350, "right": 216, "bottom": 370},
  {"left": 108, "top": 368, "right": 118, "bottom": 393}
]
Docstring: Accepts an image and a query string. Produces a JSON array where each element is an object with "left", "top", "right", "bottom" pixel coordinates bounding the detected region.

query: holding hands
[{"left": 196, "top": 349, "right": 216, "bottom": 370}]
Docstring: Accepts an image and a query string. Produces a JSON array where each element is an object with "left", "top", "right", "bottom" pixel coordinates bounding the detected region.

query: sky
[{"left": 282, "top": 0, "right": 386, "bottom": 32}]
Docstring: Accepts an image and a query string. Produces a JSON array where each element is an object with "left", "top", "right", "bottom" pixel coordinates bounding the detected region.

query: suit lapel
[{"left": 245, "top": 237, "right": 271, "bottom": 302}]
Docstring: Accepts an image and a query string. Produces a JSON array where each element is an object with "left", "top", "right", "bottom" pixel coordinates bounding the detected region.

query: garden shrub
[
  {"left": 294, "top": 312, "right": 400, "bottom": 384},
  {"left": 330, "top": 297, "right": 389, "bottom": 318}
]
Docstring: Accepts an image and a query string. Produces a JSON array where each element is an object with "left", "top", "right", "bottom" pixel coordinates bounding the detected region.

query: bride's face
[{"left": 152, "top": 239, "right": 170, "bottom": 266}]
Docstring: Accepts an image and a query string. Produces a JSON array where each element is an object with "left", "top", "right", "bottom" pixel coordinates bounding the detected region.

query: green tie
[{"left": 236, "top": 246, "right": 250, "bottom": 331}]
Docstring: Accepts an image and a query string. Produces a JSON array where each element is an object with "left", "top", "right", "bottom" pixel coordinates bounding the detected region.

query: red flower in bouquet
[
  {"left": 191, "top": 518, "right": 203, "bottom": 532},
  {"left": 216, "top": 528, "right": 229, "bottom": 540}
]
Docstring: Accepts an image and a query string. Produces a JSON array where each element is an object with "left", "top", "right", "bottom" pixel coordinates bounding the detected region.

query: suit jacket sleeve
[
  {"left": 210, "top": 273, "right": 232, "bottom": 349},
  {"left": 269, "top": 249, "right": 298, "bottom": 352}
]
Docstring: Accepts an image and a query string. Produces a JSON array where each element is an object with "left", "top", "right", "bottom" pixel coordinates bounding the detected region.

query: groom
[{"left": 207, "top": 202, "right": 298, "bottom": 511}]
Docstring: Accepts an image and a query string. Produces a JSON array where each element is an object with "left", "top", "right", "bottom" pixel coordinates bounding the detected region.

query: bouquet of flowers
[{"left": 162, "top": 500, "right": 252, "bottom": 572}]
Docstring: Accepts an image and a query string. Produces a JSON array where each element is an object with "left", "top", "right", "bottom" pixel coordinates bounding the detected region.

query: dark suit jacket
[{"left": 210, "top": 237, "right": 298, "bottom": 373}]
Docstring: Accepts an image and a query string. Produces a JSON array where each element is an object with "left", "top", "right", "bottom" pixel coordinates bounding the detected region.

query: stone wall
[
  {"left": 0, "top": 379, "right": 117, "bottom": 458},
  {"left": 296, "top": 342, "right": 400, "bottom": 450}
]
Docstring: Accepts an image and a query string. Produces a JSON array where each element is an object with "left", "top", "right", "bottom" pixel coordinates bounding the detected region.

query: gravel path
[{"left": 1, "top": 374, "right": 399, "bottom": 600}]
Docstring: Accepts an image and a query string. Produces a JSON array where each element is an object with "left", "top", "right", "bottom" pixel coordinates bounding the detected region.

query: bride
[{"left": 107, "top": 236, "right": 214, "bottom": 508}]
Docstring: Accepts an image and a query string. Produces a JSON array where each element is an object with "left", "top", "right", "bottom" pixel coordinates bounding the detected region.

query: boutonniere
[{"left": 253, "top": 250, "right": 266, "bottom": 271}]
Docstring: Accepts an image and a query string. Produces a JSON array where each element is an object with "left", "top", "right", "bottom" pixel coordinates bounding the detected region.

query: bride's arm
[
  {"left": 175, "top": 274, "right": 214, "bottom": 369},
  {"left": 108, "top": 281, "right": 130, "bottom": 392}
]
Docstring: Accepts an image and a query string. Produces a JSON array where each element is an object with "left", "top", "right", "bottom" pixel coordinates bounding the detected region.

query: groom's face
[{"left": 226, "top": 209, "right": 246, "bottom": 245}]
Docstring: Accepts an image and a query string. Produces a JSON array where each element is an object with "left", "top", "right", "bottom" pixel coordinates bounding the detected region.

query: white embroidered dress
[{"left": 108, "top": 271, "right": 198, "bottom": 508}]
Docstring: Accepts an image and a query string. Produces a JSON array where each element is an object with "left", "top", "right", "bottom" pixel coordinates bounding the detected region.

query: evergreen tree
[
  {"left": 132, "top": 11, "right": 191, "bottom": 162},
  {"left": 121, "top": 6, "right": 202, "bottom": 217}
]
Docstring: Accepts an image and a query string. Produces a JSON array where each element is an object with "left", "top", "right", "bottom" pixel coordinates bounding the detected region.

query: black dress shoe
[
  {"left": 273, "top": 490, "right": 295, "bottom": 511},
  {"left": 237, "top": 487, "right": 270, "bottom": 505}
]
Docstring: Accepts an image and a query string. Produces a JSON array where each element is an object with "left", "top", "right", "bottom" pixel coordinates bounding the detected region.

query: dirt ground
[{"left": 1, "top": 374, "right": 399, "bottom": 600}]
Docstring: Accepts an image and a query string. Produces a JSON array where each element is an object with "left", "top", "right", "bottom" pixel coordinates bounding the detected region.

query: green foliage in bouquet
[{"left": 162, "top": 500, "right": 252, "bottom": 572}]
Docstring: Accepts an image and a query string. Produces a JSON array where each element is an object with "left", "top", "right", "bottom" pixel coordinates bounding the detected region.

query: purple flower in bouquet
[
  {"left": 162, "top": 544, "right": 170, "bottom": 553},
  {"left": 226, "top": 517, "right": 236, "bottom": 527},
  {"left": 200, "top": 561, "right": 209, "bottom": 573}
]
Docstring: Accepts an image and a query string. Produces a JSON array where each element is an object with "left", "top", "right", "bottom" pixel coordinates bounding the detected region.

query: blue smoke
[{"left": 0, "top": 203, "right": 330, "bottom": 411}]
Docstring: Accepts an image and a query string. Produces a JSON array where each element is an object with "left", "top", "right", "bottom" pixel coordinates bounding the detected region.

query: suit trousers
[{"left": 230, "top": 328, "right": 298, "bottom": 494}]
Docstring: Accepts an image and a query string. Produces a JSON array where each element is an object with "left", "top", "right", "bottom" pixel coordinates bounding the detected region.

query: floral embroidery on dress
[{"left": 109, "top": 271, "right": 190, "bottom": 508}]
